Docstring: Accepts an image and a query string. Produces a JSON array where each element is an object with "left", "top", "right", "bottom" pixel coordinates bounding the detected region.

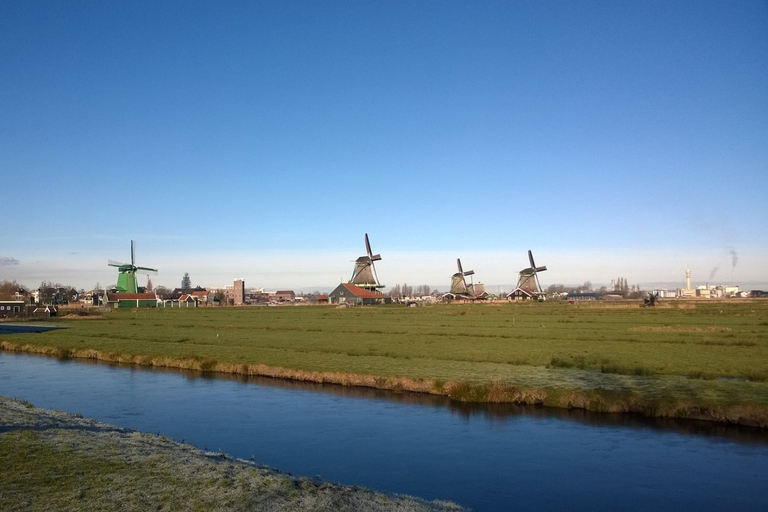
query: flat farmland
[{"left": 3, "top": 300, "right": 768, "bottom": 426}]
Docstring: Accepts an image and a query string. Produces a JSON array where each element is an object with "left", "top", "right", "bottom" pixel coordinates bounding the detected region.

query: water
[{"left": 1, "top": 352, "right": 767, "bottom": 511}]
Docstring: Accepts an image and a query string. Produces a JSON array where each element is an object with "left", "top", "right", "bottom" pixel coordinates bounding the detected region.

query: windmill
[
  {"left": 108, "top": 240, "right": 158, "bottom": 294},
  {"left": 642, "top": 291, "right": 660, "bottom": 307},
  {"left": 517, "top": 250, "right": 547, "bottom": 297},
  {"left": 450, "top": 259, "right": 486, "bottom": 299},
  {"left": 349, "top": 233, "right": 384, "bottom": 292}
]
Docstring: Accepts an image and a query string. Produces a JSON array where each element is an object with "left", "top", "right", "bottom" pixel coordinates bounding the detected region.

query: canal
[{"left": 1, "top": 352, "right": 767, "bottom": 511}]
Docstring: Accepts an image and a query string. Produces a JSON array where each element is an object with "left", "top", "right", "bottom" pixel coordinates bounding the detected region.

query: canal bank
[
  {"left": 2, "top": 339, "right": 767, "bottom": 428},
  {"left": 0, "top": 396, "right": 461, "bottom": 511}
]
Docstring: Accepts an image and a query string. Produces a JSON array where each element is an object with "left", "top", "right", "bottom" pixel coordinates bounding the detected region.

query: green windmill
[{"left": 108, "top": 240, "right": 158, "bottom": 293}]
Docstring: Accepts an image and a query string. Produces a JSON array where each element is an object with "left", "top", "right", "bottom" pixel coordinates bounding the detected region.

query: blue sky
[{"left": 2, "top": 1, "right": 766, "bottom": 292}]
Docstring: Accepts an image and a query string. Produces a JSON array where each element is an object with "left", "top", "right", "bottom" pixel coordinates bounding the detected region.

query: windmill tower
[
  {"left": 517, "top": 250, "right": 547, "bottom": 296},
  {"left": 349, "top": 233, "right": 384, "bottom": 292},
  {"left": 108, "top": 240, "right": 158, "bottom": 293}
]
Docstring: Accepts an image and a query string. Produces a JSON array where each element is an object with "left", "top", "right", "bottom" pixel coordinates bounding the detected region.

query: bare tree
[{"left": 0, "top": 280, "right": 25, "bottom": 300}]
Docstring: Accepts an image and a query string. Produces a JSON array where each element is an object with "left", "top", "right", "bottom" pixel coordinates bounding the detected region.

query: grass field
[{"left": 2, "top": 300, "right": 768, "bottom": 426}]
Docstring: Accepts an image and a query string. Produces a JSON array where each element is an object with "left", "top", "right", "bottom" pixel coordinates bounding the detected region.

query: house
[
  {"left": 328, "top": 283, "right": 387, "bottom": 305},
  {"left": 191, "top": 289, "right": 210, "bottom": 305},
  {"left": 275, "top": 290, "right": 296, "bottom": 302},
  {"left": 307, "top": 294, "right": 329, "bottom": 304},
  {"left": 178, "top": 294, "right": 198, "bottom": 307},
  {"left": 105, "top": 293, "right": 158, "bottom": 309},
  {"left": 0, "top": 301, "right": 25, "bottom": 318},
  {"left": 31, "top": 305, "right": 58, "bottom": 317},
  {"left": 507, "top": 288, "right": 534, "bottom": 302}
]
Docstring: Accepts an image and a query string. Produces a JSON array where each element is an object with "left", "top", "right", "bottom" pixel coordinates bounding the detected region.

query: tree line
[
  {"left": 386, "top": 284, "right": 434, "bottom": 298},
  {"left": 545, "top": 277, "right": 643, "bottom": 298}
]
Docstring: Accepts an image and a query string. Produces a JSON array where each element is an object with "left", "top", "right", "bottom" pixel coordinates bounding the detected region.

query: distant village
[
  {"left": 0, "top": 238, "right": 764, "bottom": 318},
  {"left": 0, "top": 268, "right": 763, "bottom": 320}
]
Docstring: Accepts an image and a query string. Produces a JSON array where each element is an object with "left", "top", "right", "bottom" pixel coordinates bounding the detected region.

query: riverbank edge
[
  {"left": 2, "top": 341, "right": 767, "bottom": 429},
  {"left": 0, "top": 396, "right": 463, "bottom": 511}
]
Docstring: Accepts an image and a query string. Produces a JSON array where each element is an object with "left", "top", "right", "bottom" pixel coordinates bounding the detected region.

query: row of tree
[
  {"left": 387, "top": 284, "right": 434, "bottom": 299},
  {"left": 0, "top": 280, "right": 82, "bottom": 304},
  {"left": 0, "top": 280, "right": 24, "bottom": 301},
  {"left": 544, "top": 277, "right": 644, "bottom": 298}
]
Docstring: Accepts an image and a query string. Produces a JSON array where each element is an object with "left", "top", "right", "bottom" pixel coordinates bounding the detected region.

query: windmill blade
[
  {"left": 365, "top": 233, "right": 382, "bottom": 261},
  {"left": 135, "top": 266, "right": 158, "bottom": 273},
  {"left": 131, "top": 240, "right": 136, "bottom": 266},
  {"left": 528, "top": 250, "right": 547, "bottom": 272},
  {"left": 458, "top": 258, "right": 475, "bottom": 276},
  {"left": 108, "top": 259, "right": 127, "bottom": 267}
]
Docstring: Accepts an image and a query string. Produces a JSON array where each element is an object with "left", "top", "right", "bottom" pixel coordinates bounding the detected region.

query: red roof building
[{"left": 328, "top": 283, "right": 388, "bottom": 305}]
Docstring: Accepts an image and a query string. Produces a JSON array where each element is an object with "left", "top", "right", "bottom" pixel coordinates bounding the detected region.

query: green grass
[{"left": 3, "top": 300, "right": 768, "bottom": 422}]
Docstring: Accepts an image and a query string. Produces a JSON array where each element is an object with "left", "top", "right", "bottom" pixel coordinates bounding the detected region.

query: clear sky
[{"left": 2, "top": 1, "right": 767, "bottom": 292}]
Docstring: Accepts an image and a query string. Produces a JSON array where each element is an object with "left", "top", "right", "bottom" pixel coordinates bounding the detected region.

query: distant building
[
  {"left": 328, "top": 283, "right": 387, "bottom": 305},
  {"left": 105, "top": 293, "right": 158, "bottom": 309},
  {"left": 275, "top": 290, "right": 296, "bottom": 302},
  {"left": 31, "top": 305, "right": 58, "bottom": 317},
  {"left": 507, "top": 288, "right": 534, "bottom": 302},
  {"left": 307, "top": 294, "right": 329, "bottom": 304},
  {"left": 233, "top": 279, "right": 245, "bottom": 305},
  {"left": 177, "top": 294, "right": 198, "bottom": 308},
  {"left": 0, "top": 301, "right": 25, "bottom": 318},
  {"left": 191, "top": 289, "right": 210, "bottom": 305},
  {"left": 224, "top": 278, "right": 245, "bottom": 306}
]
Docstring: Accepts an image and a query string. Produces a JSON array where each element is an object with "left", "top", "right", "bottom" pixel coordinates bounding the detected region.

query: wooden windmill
[
  {"left": 450, "top": 258, "right": 486, "bottom": 299},
  {"left": 516, "top": 250, "right": 547, "bottom": 296},
  {"left": 349, "top": 234, "right": 384, "bottom": 292}
]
